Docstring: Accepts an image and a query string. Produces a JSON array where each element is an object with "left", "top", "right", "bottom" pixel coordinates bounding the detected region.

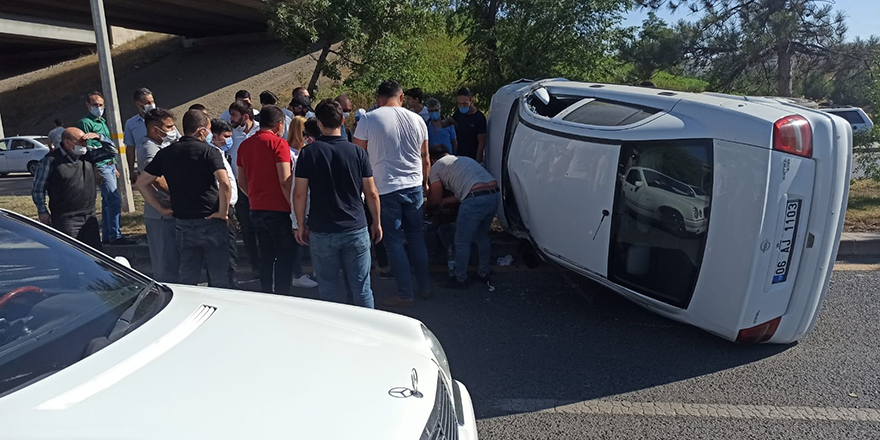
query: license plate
[{"left": 772, "top": 200, "right": 802, "bottom": 284}]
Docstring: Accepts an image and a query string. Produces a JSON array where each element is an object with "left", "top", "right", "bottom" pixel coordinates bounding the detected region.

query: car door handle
[{"left": 23, "top": 151, "right": 30, "bottom": 154}]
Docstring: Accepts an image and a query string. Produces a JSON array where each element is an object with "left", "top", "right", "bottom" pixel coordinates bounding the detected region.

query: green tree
[
  {"left": 640, "top": 0, "right": 847, "bottom": 96},
  {"left": 618, "top": 12, "right": 685, "bottom": 82},
  {"left": 452, "top": 0, "right": 632, "bottom": 97},
  {"left": 263, "top": 0, "right": 438, "bottom": 96}
]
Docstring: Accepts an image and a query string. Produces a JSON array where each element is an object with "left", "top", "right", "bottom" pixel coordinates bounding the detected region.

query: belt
[{"left": 464, "top": 188, "right": 499, "bottom": 199}]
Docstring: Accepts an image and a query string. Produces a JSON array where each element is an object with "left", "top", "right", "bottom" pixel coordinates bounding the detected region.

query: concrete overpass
[{"left": 1, "top": 0, "right": 271, "bottom": 53}]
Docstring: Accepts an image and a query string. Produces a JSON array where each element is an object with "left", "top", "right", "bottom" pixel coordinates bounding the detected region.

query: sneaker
[
  {"left": 382, "top": 296, "right": 414, "bottom": 308},
  {"left": 379, "top": 270, "right": 394, "bottom": 280},
  {"left": 291, "top": 274, "right": 318, "bottom": 288},
  {"left": 109, "top": 237, "right": 136, "bottom": 245},
  {"left": 445, "top": 278, "right": 469, "bottom": 290},
  {"left": 419, "top": 289, "right": 433, "bottom": 300}
]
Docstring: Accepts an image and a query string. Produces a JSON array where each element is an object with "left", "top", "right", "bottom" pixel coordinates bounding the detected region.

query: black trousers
[
  {"left": 251, "top": 210, "right": 300, "bottom": 295},
  {"left": 235, "top": 190, "right": 260, "bottom": 272},
  {"left": 52, "top": 211, "right": 103, "bottom": 251}
]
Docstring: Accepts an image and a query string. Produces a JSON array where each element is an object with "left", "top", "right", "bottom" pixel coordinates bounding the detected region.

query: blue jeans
[
  {"left": 310, "top": 227, "right": 374, "bottom": 308},
  {"left": 380, "top": 186, "right": 431, "bottom": 299},
  {"left": 97, "top": 164, "right": 121, "bottom": 242},
  {"left": 454, "top": 193, "right": 499, "bottom": 282}
]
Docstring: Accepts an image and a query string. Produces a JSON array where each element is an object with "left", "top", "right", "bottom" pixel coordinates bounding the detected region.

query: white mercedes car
[
  {"left": 0, "top": 209, "right": 477, "bottom": 440},
  {"left": 0, "top": 136, "right": 51, "bottom": 176},
  {"left": 487, "top": 79, "right": 851, "bottom": 344}
]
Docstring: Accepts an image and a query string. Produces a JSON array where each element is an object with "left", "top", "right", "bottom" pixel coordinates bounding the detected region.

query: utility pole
[
  {"left": 0, "top": 111, "right": 4, "bottom": 138},
  {"left": 88, "top": 0, "right": 135, "bottom": 213}
]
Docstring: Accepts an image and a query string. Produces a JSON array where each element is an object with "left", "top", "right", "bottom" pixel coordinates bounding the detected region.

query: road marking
[
  {"left": 834, "top": 263, "right": 880, "bottom": 271},
  {"left": 488, "top": 399, "right": 880, "bottom": 422}
]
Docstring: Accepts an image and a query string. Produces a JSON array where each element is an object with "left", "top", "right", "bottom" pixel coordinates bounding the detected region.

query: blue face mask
[
  {"left": 221, "top": 137, "right": 233, "bottom": 152},
  {"left": 205, "top": 133, "right": 213, "bottom": 145},
  {"left": 458, "top": 105, "right": 470, "bottom": 114},
  {"left": 429, "top": 111, "right": 441, "bottom": 121}
]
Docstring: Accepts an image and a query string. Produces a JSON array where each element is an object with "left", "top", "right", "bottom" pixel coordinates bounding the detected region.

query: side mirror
[
  {"left": 532, "top": 87, "right": 551, "bottom": 106},
  {"left": 635, "top": 180, "right": 644, "bottom": 187},
  {"left": 113, "top": 256, "right": 132, "bottom": 268}
]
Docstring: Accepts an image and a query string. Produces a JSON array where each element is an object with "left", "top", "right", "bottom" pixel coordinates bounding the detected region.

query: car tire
[
  {"left": 27, "top": 161, "right": 39, "bottom": 176},
  {"left": 662, "top": 208, "right": 686, "bottom": 236}
]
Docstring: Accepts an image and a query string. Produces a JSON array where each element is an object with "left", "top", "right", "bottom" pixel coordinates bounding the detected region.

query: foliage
[
  {"left": 618, "top": 12, "right": 685, "bottom": 82},
  {"left": 852, "top": 52, "right": 880, "bottom": 181},
  {"left": 639, "top": 0, "right": 847, "bottom": 97},
  {"left": 451, "top": 0, "right": 632, "bottom": 97},
  {"left": 650, "top": 71, "right": 708, "bottom": 92}
]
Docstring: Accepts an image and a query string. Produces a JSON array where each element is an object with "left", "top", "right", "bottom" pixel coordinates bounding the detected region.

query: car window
[
  {"left": 0, "top": 140, "right": 7, "bottom": 152},
  {"left": 526, "top": 91, "right": 583, "bottom": 118},
  {"left": 625, "top": 169, "right": 641, "bottom": 184},
  {"left": 827, "top": 110, "right": 865, "bottom": 125},
  {"left": 642, "top": 169, "right": 696, "bottom": 197},
  {"left": 9, "top": 140, "right": 30, "bottom": 150},
  {"left": 0, "top": 212, "right": 166, "bottom": 397},
  {"left": 563, "top": 99, "right": 658, "bottom": 126}
]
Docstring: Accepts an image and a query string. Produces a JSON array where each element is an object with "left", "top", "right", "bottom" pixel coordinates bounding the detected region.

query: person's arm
[
  {"left": 353, "top": 137, "right": 368, "bottom": 152},
  {"left": 277, "top": 161, "right": 292, "bottom": 206},
  {"left": 363, "top": 176, "right": 382, "bottom": 244},
  {"left": 420, "top": 139, "right": 431, "bottom": 190},
  {"left": 426, "top": 179, "right": 444, "bottom": 209},
  {"left": 31, "top": 157, "right": 52, "bottom": 224},
  {"left": 449, "top": 126, "right": 458, "bottom": 155},
  {"left": 123, "top": 124, "right": 138, "bottom": 184},
  {"left": 353, "top": 115, "right": 369, "bottom": 151},
  {"left": 237, "top": 166, "right": 248, "bottom": 196},
  {"left": 476, "top": 114, "right": 487, "bottom": 163},
  {"left": 135, "top": 172, "right": 173, "bottom": 217},
  {"left": 293, "top": 177, "right": 309, "bottom": 246},
  {"left": 208, "top": 169, "right": 231, "bottom": 220}
]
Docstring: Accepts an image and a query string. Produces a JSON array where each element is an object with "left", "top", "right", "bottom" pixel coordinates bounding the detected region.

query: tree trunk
[
  {"left": 308, "top": 41, "right": 332, "bottom": 97},
  {"left": 776, "top": 46, "right": 793, "bottom": 97},
  {"left": 482, "top": 0, "right": 503, "bottom": 88}
]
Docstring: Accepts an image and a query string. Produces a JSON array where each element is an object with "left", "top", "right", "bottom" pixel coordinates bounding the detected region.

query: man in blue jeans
[
  {"left": 426, "top": 144, "right": 500, "bottom": 288},
  {"left": 294, "top": 99, "right": 382, "bottom": 308},
  {"left": 354, "top": 80, "right": 432, "bottom": 307}
]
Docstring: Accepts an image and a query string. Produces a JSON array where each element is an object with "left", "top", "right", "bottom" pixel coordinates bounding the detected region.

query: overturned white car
[{"left": 487, "top": 79, "right": 851, "bottom": 344}]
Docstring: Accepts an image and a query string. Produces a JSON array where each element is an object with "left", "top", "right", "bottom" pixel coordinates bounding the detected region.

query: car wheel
[
  {"left": 27, "top": 161, "right": 39, "bottom": 176},
  {"left": 662, "top": 209, "right": 686, "bottom": 236}
]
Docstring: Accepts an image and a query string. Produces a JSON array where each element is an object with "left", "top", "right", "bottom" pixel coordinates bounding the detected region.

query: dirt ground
[{"left": 0, "top": 34, "right": 341, "bottom": 137}]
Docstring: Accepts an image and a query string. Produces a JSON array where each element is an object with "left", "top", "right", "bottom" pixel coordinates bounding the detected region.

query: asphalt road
[
  {"left": 0, "top": 173, "right": 33, "bottom": 196},
  {"left": 365, "top": 266, "right": 880, "bottom": 439}
]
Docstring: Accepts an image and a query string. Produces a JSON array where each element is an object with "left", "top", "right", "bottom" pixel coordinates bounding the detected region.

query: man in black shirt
[
  {"left": 136, "top": 109, "right": 233, "bottom": 288},
  {"left": 293, "top": 99, "right": 382, "bottom": 308},
  {"left": 452, "top": 87, "right": 488, "bottom": 162}
]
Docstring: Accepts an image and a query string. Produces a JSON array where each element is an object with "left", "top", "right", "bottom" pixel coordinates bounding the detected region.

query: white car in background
[
  {"left": 0, "top": 209, "right": 477, "bottom": 440},
  {"left": 820, "top": 106, "right": 874, "bottom": 133},
  {"left": 487, "top": 79, "right": 851, "bottom": 344},
  {"left": 0, "top": 136, "right": 51, "bottom": 176}
]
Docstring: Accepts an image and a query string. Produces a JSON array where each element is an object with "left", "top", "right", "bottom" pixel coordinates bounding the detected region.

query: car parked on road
[
  {"left": 820, "top": 106, "right": 874, "bottom": 133},
  {"left": 0, "top": 209, "right": 477, "bottom": 440},
  {"left": 487, "top": 79, "right": 851, "bottom": 344},
  {"left": 0, "top": 136, "right": 51, "bottom": 176}
]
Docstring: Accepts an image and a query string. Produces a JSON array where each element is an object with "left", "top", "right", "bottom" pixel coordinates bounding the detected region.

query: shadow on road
[{"left": 391, "top": 268, "right": 791, "bottom": 419}]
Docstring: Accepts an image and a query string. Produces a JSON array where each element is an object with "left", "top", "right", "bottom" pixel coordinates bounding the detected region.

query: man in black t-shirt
[
  {"left": 136, "top": 109, "right": 233, "bottom": 288},
  {"left": 452, "top": 87, "right": 488, "bottom": 162},
  {"left": 293, "top": 99, "right": 382, "bottom": 308}
]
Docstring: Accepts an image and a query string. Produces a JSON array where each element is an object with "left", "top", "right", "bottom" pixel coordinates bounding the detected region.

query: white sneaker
[{"left": 292, "top": 274, "right": 318, "bottom": 288}]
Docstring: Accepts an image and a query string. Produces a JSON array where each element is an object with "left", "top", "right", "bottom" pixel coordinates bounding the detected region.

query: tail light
[
  {"left": 773, "top": 115, "right": 812, "bottom": 158},
  {"left": 736, "top": 316, "right": 782, "bottom": 344}
]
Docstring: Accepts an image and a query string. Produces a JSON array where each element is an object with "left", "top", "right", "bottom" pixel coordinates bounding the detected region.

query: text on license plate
[{"left": 772, "top": 200, "right": 802, "bottom": 284}]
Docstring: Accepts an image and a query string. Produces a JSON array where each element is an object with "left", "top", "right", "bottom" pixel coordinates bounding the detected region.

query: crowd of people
[{"left": 31, "top": 79, "right": 497, "bottom": 309}]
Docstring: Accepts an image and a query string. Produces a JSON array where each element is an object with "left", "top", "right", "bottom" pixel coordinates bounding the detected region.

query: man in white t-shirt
[
  {"left": 227, "top": 99, "right": 261, "bottom": 275},
  {"left": 220, "top": 90, "right": 259, "bottom": 122},
  {"left": 354, "top": 80, "right": 432, "bottom": 307}
]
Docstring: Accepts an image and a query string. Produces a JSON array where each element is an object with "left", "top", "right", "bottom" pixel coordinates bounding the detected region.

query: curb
[{"left": 838, "top": 233, "right": 880, "bottom": 257}]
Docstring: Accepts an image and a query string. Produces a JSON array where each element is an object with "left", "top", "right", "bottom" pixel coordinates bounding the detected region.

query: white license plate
[{"left": 772, "top": 200, "right": 802, "bottom": 284}]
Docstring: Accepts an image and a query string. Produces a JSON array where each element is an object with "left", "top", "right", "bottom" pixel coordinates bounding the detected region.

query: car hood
[{"left": 0, "top": 285, "right": 441, "bottom": 440}]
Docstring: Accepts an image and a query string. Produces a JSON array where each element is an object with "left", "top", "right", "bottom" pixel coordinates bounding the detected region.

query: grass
[
  {"left": 845, "top": 179, "right": 880, "bottom": 232},
  {"left": 0, "top": 193, "right": 146, "bottom": 237}
]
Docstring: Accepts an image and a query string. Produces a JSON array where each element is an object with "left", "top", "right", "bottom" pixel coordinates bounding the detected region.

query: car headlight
[
  {"left": 421, "top": 324, "right": 452, "bottom": 382},
  {"left": 693, "top": 206, "right": 700, "bottom": 219}
]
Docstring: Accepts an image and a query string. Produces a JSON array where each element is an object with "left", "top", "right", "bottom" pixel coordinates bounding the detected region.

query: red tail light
[
  {"left": 773, "top": 115, "right": 812, "bottom": 158},
  {"left": 736, "top": 317, "right": 782, "bottom": 344}
]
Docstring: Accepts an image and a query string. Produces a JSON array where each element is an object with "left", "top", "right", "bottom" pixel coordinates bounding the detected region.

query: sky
[{"left": 623, "top": 0, "right": 878, "bottom": 41}]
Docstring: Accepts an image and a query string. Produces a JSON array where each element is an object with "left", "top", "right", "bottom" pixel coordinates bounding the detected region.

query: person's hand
[
  {"left": 38, "top": 213, "right": 51, "bottom": 225},
  {"left": 81, "top": 132, "right": 99, "bottom": 141},
  {"left": 205, "top": 211, "right": 227, "bottom": 221},
  {"left": 115, "top": 168, "right": 120, "bottom": 179},
  {"left": 160, "top": 207, "right": 174, "bottom": 217},
  {"left": 96, "top": 173, "right": 103, "bottom": 186},
  {"left": 130, "top": 172, "right": 138, "bottom": 186},
  {"left": 295, "top": 226, "right": 310, "bottom": 246},
  {"left": 423, "top": 181, "right": 430, "bottom": 193},
  {"left": 370, "top": 223, "right": 383, "bottom": 244}
]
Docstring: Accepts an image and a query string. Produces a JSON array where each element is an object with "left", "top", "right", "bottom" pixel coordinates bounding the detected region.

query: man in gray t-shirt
[
  {"left": 136, "top": 108, "right": 180, "bottom": 283},
  {"left": 426, "top": 145, "right": 500, "bottom": 288}
]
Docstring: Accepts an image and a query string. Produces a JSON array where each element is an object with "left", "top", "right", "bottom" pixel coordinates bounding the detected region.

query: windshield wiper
[{"left": 84, "top": 281, "right": 167, "bottom": 356}]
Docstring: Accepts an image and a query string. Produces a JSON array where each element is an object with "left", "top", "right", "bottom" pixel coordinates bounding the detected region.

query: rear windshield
[
  {"left": 827, "top": 110, "right": 865, "bottom": 125},
  {"left": 608, "top": 139, "right": 713, "bottom": 308}
]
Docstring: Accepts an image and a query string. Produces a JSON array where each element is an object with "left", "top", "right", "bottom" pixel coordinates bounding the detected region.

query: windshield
[
  {"left": 642, "top": 169, "right": 696, "bottom": 198},
  {"left": 0, "top": 212, "right": 163, "bottom": 397}
]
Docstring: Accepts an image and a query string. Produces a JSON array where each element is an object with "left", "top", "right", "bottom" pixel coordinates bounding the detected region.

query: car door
[
  {"left": 7, "top": 139, "right": 32, "bottom": 172},
  {"left": 0, "top": 139, "right": 9, "bottom": 172},
  {"left": 508, "top": 89, "right": 621, "bottom": 276}
]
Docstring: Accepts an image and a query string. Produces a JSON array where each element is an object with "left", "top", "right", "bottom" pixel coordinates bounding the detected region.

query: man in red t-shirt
[{"left": 237, "top": 105, "right": 309, "bottom": 295}]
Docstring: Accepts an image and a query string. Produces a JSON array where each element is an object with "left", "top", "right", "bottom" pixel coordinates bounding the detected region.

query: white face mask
[
  {"left": 90, "top": 106, "right": 104, "bottom": 118},
  {"left": 72, "top": 145, "right": 88, "bottom": 156},
  {"left": 161, "top": 127, "right": 181, "bottom": 145},
  {"left": 343, "top": 112, "right": 350, "bottom": 120},
  {"left": 143, "top": 103, "right": 156, "bottom": 112}
]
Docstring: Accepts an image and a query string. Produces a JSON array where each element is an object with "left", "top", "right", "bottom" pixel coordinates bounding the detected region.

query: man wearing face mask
[
  {"left": 136, "top": 108, "right": 180, "bottom": 283},
  {"left": 209, "top": 118, "right": 241, "bottom": 288},
  {"left": 76, "top": 91, "right": 132, "bottom": 245},
  {"left": 334, "top": 94, "right": 354, "bottom": 142},
  {"left": 136, "top": 110, "right": 233, "bottom": 288},
  {"left": 227, "top": 99, "right": 261, "bottom": 275},
  {"left": 451, "top": 87, "right": 487, "bottom": 163},
  {"left": 32, "top": 127, "right": 112, "bottom": 250},
  {"left": 124, "top": 88, "right": 155, "bottom": 185}
]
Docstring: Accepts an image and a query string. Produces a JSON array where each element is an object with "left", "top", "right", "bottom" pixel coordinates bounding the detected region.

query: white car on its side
[
  {"left": 0, "top": 209, "right": 477, "bottom": 440},
  {"left": 0, "top": 136, "right": 51, "bottom": 176},
  {"left": 487, "top": 79, "right": 851, "bottom": 344}
]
